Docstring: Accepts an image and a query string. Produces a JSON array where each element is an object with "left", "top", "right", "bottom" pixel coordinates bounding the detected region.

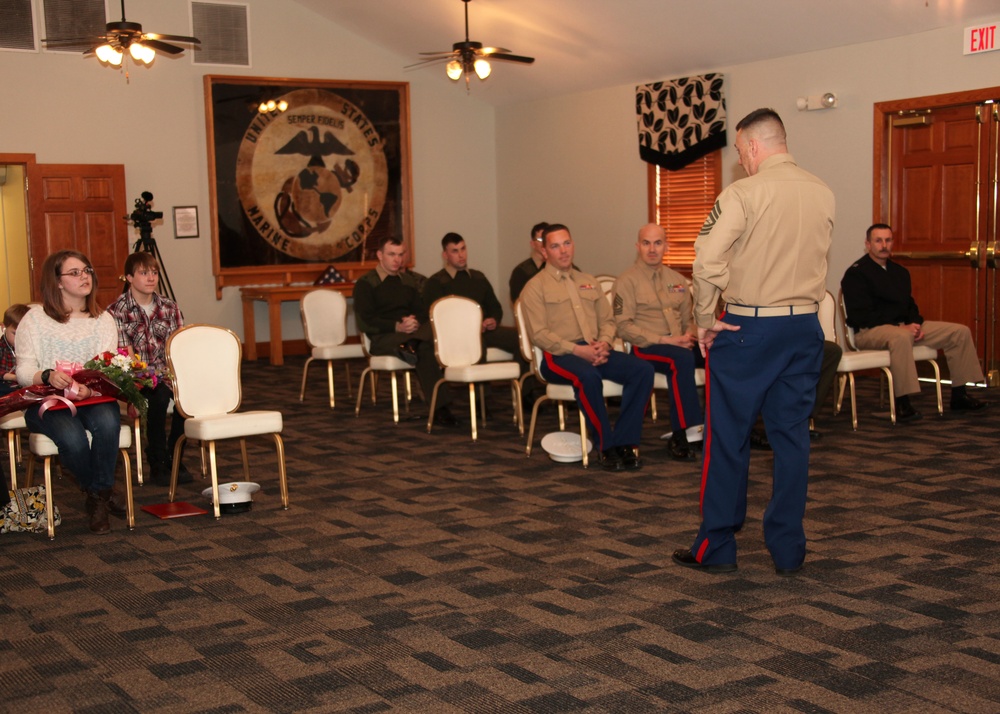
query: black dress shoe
[
  {"left": 775, "top": 564, "right": 803, "bottom": 576},
  {"left": 749, "top": 429, "right": 771, "bottom": 450},
  {"left": 668, "top": 433, "right": 695, "bottom": 461},
  {"left": 433, "top": 407, "right": 459, "bottom": 427},
  {"left": 950, "top": 393, "right": 988, "bottom": 411},
  {"left": 895, "top": 402, "right": 922, "bottom": 422},
  {"left": 597, "top": 448, "right": 623, "bottom": 471},
  {"left": 617, "top": 445, "right": 642, "bottom": 471},
  {"left": 671, "top": 548, "right": 737, "bottom": 574}
]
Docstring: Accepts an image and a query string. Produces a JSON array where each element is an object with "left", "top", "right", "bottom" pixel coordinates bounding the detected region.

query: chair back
[
  {"left": 167, "top": 324, "right": 242, "bottom": 418},
  {"left": 430, "top": 296, "right": 483, "bottom": 367},
  {"left": 301, "top": 289, "right": 348, "bottom": 349},
  {"left": 514, "top": 299, "right": 547, "bottom": 384},
  {"left": 595, "top": 274, "right": 616, "bottom": 298},
  {"left": 818, "top": 291, "right": 836, "bottom": 343},
  {"left": 836, "top": 290, "right": 859, "bottom": 351}
]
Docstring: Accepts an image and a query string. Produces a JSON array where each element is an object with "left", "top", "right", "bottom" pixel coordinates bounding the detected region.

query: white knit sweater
[{"left": 15, "top": 306, "right": 118, "bottom": 386}]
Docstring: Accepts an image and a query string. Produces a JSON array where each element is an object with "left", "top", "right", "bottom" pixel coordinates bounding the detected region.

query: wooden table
[{"left": 241, "top": 284, "right": 354, "bottom": 366}]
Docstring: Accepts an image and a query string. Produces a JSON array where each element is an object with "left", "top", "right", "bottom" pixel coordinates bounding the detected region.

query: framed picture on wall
[{"left": 204, "top": 75, "right": 413, "bottom": 298}]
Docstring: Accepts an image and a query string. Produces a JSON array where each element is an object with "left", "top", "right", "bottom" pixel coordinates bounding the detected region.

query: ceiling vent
[
  {"left": 41, "top": 0, "right": 105, "bottom": 53},
  {"left": 192, "top": 2, "right": 249, "bottom": 66},
  {"left": 0, "top": 0, "right": 36, "bottom": 51}
]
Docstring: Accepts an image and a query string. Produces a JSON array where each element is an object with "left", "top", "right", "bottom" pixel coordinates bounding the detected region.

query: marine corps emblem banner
[
  {"left": 636, "top": 74, "right": 727, "bottom": 171},
  {"left": 205, "top": 76, "right": 413, "bottom": 293}
]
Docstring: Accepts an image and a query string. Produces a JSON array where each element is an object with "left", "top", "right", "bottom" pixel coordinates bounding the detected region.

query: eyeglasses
[{"left": 60, "top": 267, "right": 95, "bottom": 278}]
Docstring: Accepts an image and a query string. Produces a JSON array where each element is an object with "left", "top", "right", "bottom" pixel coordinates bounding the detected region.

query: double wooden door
[{"left": 875, "top": 87, "right": 1000, "bottom": 386}]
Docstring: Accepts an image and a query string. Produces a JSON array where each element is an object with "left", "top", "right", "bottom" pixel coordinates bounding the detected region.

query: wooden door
[
  {"left": 25, "top": 163, "right": 129, "bottom": 309},
  {"left": 875, "top": 88, "right": 1000, "bottom": 386}
]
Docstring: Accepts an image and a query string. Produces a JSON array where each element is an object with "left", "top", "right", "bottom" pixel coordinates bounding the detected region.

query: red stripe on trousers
[{"left": 543, "top": 351, "right": 606, "bottom": 451}]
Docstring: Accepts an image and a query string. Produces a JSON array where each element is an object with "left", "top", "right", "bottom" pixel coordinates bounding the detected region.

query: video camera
[{"left": 129, "top": 191, "right": 163, "bottom": 231}]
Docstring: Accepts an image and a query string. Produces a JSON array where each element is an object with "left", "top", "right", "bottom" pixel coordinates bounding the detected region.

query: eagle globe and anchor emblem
[{"left": 235, "top": 88, "right": 389, "bottom": 262}]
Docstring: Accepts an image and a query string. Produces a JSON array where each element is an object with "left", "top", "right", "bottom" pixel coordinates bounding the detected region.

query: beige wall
[
  {"left": 0, "top": 0, "right": 498, "bottom": 341},
  {"left": 496, "top": 21, "right": 1000, "bottom": 314}
]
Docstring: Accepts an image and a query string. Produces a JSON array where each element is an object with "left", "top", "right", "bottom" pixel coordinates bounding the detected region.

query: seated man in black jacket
[
  {"left": 353, "top": 236, "right": 457, "bottom": 426},
  {"left": 841, "top": 223, "right": 986, "bottom": 421}
]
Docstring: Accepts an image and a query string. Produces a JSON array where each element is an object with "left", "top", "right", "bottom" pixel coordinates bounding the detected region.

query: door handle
[
  {"left": 987, "top": 241, "right": 997, "bottom": 269},
  {"left": 967, "top": 242, "right": 980, "bottom": 268}
]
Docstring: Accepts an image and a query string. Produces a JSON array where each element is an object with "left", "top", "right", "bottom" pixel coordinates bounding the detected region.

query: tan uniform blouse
[
  {"left": 520, "top": 263, "right": 616, "bottom": 355},
  {"left": 693, "top": 153, "right": 835, "bottom": 329},
  {"left": 613, "top": 259, "right": 693, "bottom": 348}
]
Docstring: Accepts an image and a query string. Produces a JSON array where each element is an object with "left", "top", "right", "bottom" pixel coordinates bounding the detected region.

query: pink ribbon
[{"left": 37, "top": 379, "right": 103, "bottom": 418}]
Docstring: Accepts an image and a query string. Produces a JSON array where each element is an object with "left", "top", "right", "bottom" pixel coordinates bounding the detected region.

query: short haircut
[
  {"left": 541, "top": 223, "right": 570, "bottom": 247},
  {"left": 531, "top": 222, "right": 549, "bottom": 237},
  {"left": 866, "top": 223, "right": 892, "bottom": 241},
  {"left": 378, "top": 235, "right": 404, "bottom": 251},
  {"left": 735, "top": 108, "right": 786, "bottom": 142},
  {"left": 124, "top": 251, "right": 158, "bottom": 276},
  {"left": 3, "top": 303, "right": 28, "bottom": 328},
  {"left": 441, "top": 232, "right": 464, "bottom": 249}
]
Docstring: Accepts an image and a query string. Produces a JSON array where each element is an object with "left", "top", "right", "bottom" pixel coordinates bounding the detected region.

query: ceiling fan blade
[
  {"left": 405, "top": 56, "right": 453, "bottom": 69},
  {"left": 144, "top": 32, "right": 200, "bottom": 44},
  {"left": 419, "top": 50, "right": 457, "bottom": 57},
  {"left": 143, "top": 38, "right": 185, "bottom": 54},
  {"left": 487, "top": 52, "right": 535, "bottom": 64},
  {"left": 480, "top": 47, "right": 512, "bottom": 55}
]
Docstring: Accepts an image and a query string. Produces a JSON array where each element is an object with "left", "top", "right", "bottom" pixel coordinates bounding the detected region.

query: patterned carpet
[{"left": 2, "top": 356, "right": 998, "bottom": 713}]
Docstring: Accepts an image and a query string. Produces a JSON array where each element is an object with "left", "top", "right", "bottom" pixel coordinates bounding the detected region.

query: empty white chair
[
  {"left": 427, "top": 296, "right": 523, "bottom": 441},
  {"left": 166, "top": 324, "right": 289, "bottom": 519},
  {"left": 299, "top": 289, "right": 364, "bottom": 408}
]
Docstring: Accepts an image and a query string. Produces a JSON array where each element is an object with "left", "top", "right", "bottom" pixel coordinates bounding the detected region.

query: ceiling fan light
[
  {"left": 474, "top": 58, "right": 491, "bottom": 79},
  {"left": 130, "top": 42, "right": 155, "bottom": 64},
  {"left": 446, "top": 60, "right": 463, "bottom": 81},
  {"left": 96, "top": 44, "right": 123, "bottom": 65}
]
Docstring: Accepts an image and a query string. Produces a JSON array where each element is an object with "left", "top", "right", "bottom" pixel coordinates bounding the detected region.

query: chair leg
[
  {"left": 207, "top": 441, "right": 221, "bottom": 520},
  {"left": 525, "top": 395, "right": 550, "bottom": 456},
  {"left": 168, "top": 436, "right": 185, "bottom": 502},
  {"left": 240, "top": 438, "right": 250, "bottom": 480},
  {"left": 883, "top": 368, "right": 897, "bottom": 424},
  {"left": 132, "top": 416, "right": 143, "bottom": 486},
  {"left": 578, "top": 409, "right": 589, "bottom": 468},
  {"left": 299, "top": 357, "right": 313, "bottom": 402},
  {"left": 468, "top": 383, "right": 478, "bottom": 441},
  {"left": 848, "top": 373, "right": 858, "bottom": 431},
  {"left": 835, "top": 374, "right": 846, "bottom": 415},
  {"left": 391, "top": 372, "right": 401, "bottom": 423},
  {"left": 326, "top": 360, "right": 335, "bottom": 408},
  {"left": 8, "top": 429, "right": 18, "bottom": 490},
  {"left": 272, "top": 432, "right": 289, "bottom": 509},
  {"left": 44, "top": 456, "right": 56, "bottom": 540},
  {"left": 119, "top": 447, "right": 135, "bottom": 530},
  {"left": 355, "top": 366, "right": 372, "bottom": 416},
  {"left": 512, "top": 379, "right": 524, "bottom": 435},
  {"left": 557, "top": 402, "right": 566, "bottom": 431},
  {"left": 928, "top": 359, "right": 943, "bottom": 415},
  {"left": 650, "top": 392, "right": 659, "bottom": 423},
  {"left": 426, "top": 381, "right": 443, "bottom": 434}
]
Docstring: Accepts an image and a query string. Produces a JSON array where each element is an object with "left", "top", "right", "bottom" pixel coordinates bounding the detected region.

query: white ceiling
[{"left": 291, "top": 0, "right": 999, "bottom": 106}]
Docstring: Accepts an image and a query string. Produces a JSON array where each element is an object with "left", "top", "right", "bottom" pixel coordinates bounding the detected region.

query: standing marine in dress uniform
[{"left": 673, "top": 108, "right": 835, "bottom": 576}]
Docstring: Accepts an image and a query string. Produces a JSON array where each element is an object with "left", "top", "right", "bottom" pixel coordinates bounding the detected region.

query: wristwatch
[{"left": 41, "top": 368, "right": 52, "bottom": 386}]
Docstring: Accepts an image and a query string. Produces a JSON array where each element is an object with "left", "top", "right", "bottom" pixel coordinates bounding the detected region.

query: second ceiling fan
[{"left": 410, "top": 0, "right": 535, "bottom": 88}]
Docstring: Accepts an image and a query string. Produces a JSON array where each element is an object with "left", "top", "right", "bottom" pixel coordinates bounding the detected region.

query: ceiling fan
[
  {"left": 408, "top": 0, "right": 534, "bottom": 88},
  {"left": 42, "top": 0, "right": 200, "bottom": 67}
]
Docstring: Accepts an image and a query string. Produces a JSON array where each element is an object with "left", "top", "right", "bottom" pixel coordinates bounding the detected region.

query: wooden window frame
[{"left": 647, "top": 150, "right": 722, "bottom": 273}]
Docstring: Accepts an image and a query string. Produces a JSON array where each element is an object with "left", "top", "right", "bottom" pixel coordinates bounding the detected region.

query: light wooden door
[
  {"left": 26, "top": 163, "right": 129, "bottom": 309},
  {"left": 875, "top": 88, "right": 1000, "bottom": 386}
]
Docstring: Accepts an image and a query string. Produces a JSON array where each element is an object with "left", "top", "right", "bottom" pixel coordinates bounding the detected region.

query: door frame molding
[{"left": 873, "top": 86, "right": 1000, "bottom": 222}]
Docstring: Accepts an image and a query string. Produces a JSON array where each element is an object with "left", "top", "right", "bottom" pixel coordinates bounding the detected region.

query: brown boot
[
  {"left": 106, "top": 487, "right": 128, "bottom": 518},
  {"left": 87, "top": 491, "right": 111, "bottom": 535}
]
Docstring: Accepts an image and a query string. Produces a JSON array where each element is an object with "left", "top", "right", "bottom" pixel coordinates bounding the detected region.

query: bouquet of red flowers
[{"left": 0, "top": 349, "right": 157, "bottom": 421}]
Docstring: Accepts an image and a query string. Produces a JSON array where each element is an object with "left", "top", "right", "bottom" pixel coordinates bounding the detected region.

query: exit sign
[{"left": 965, "top": 23, "right": 998, "bottom": 55}]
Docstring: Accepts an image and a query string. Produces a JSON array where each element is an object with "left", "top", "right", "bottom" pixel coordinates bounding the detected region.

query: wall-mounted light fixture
[{"left": 797, "top": 92, "right": 838, "bottom": 111}]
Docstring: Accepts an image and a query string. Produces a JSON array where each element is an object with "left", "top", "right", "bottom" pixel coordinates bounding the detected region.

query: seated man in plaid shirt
[{"left": 107, "top": 253, "right": 188, "bottom": 486}]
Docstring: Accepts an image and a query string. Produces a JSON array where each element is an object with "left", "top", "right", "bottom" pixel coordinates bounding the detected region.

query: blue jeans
[{"left": 25, "top": 400, "right": 120, "bottom": 493}]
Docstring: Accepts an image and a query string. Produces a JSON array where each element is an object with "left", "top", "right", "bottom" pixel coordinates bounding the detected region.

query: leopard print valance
[{"left": 636, "top": 74, "right": 727, "bottom": 171}]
